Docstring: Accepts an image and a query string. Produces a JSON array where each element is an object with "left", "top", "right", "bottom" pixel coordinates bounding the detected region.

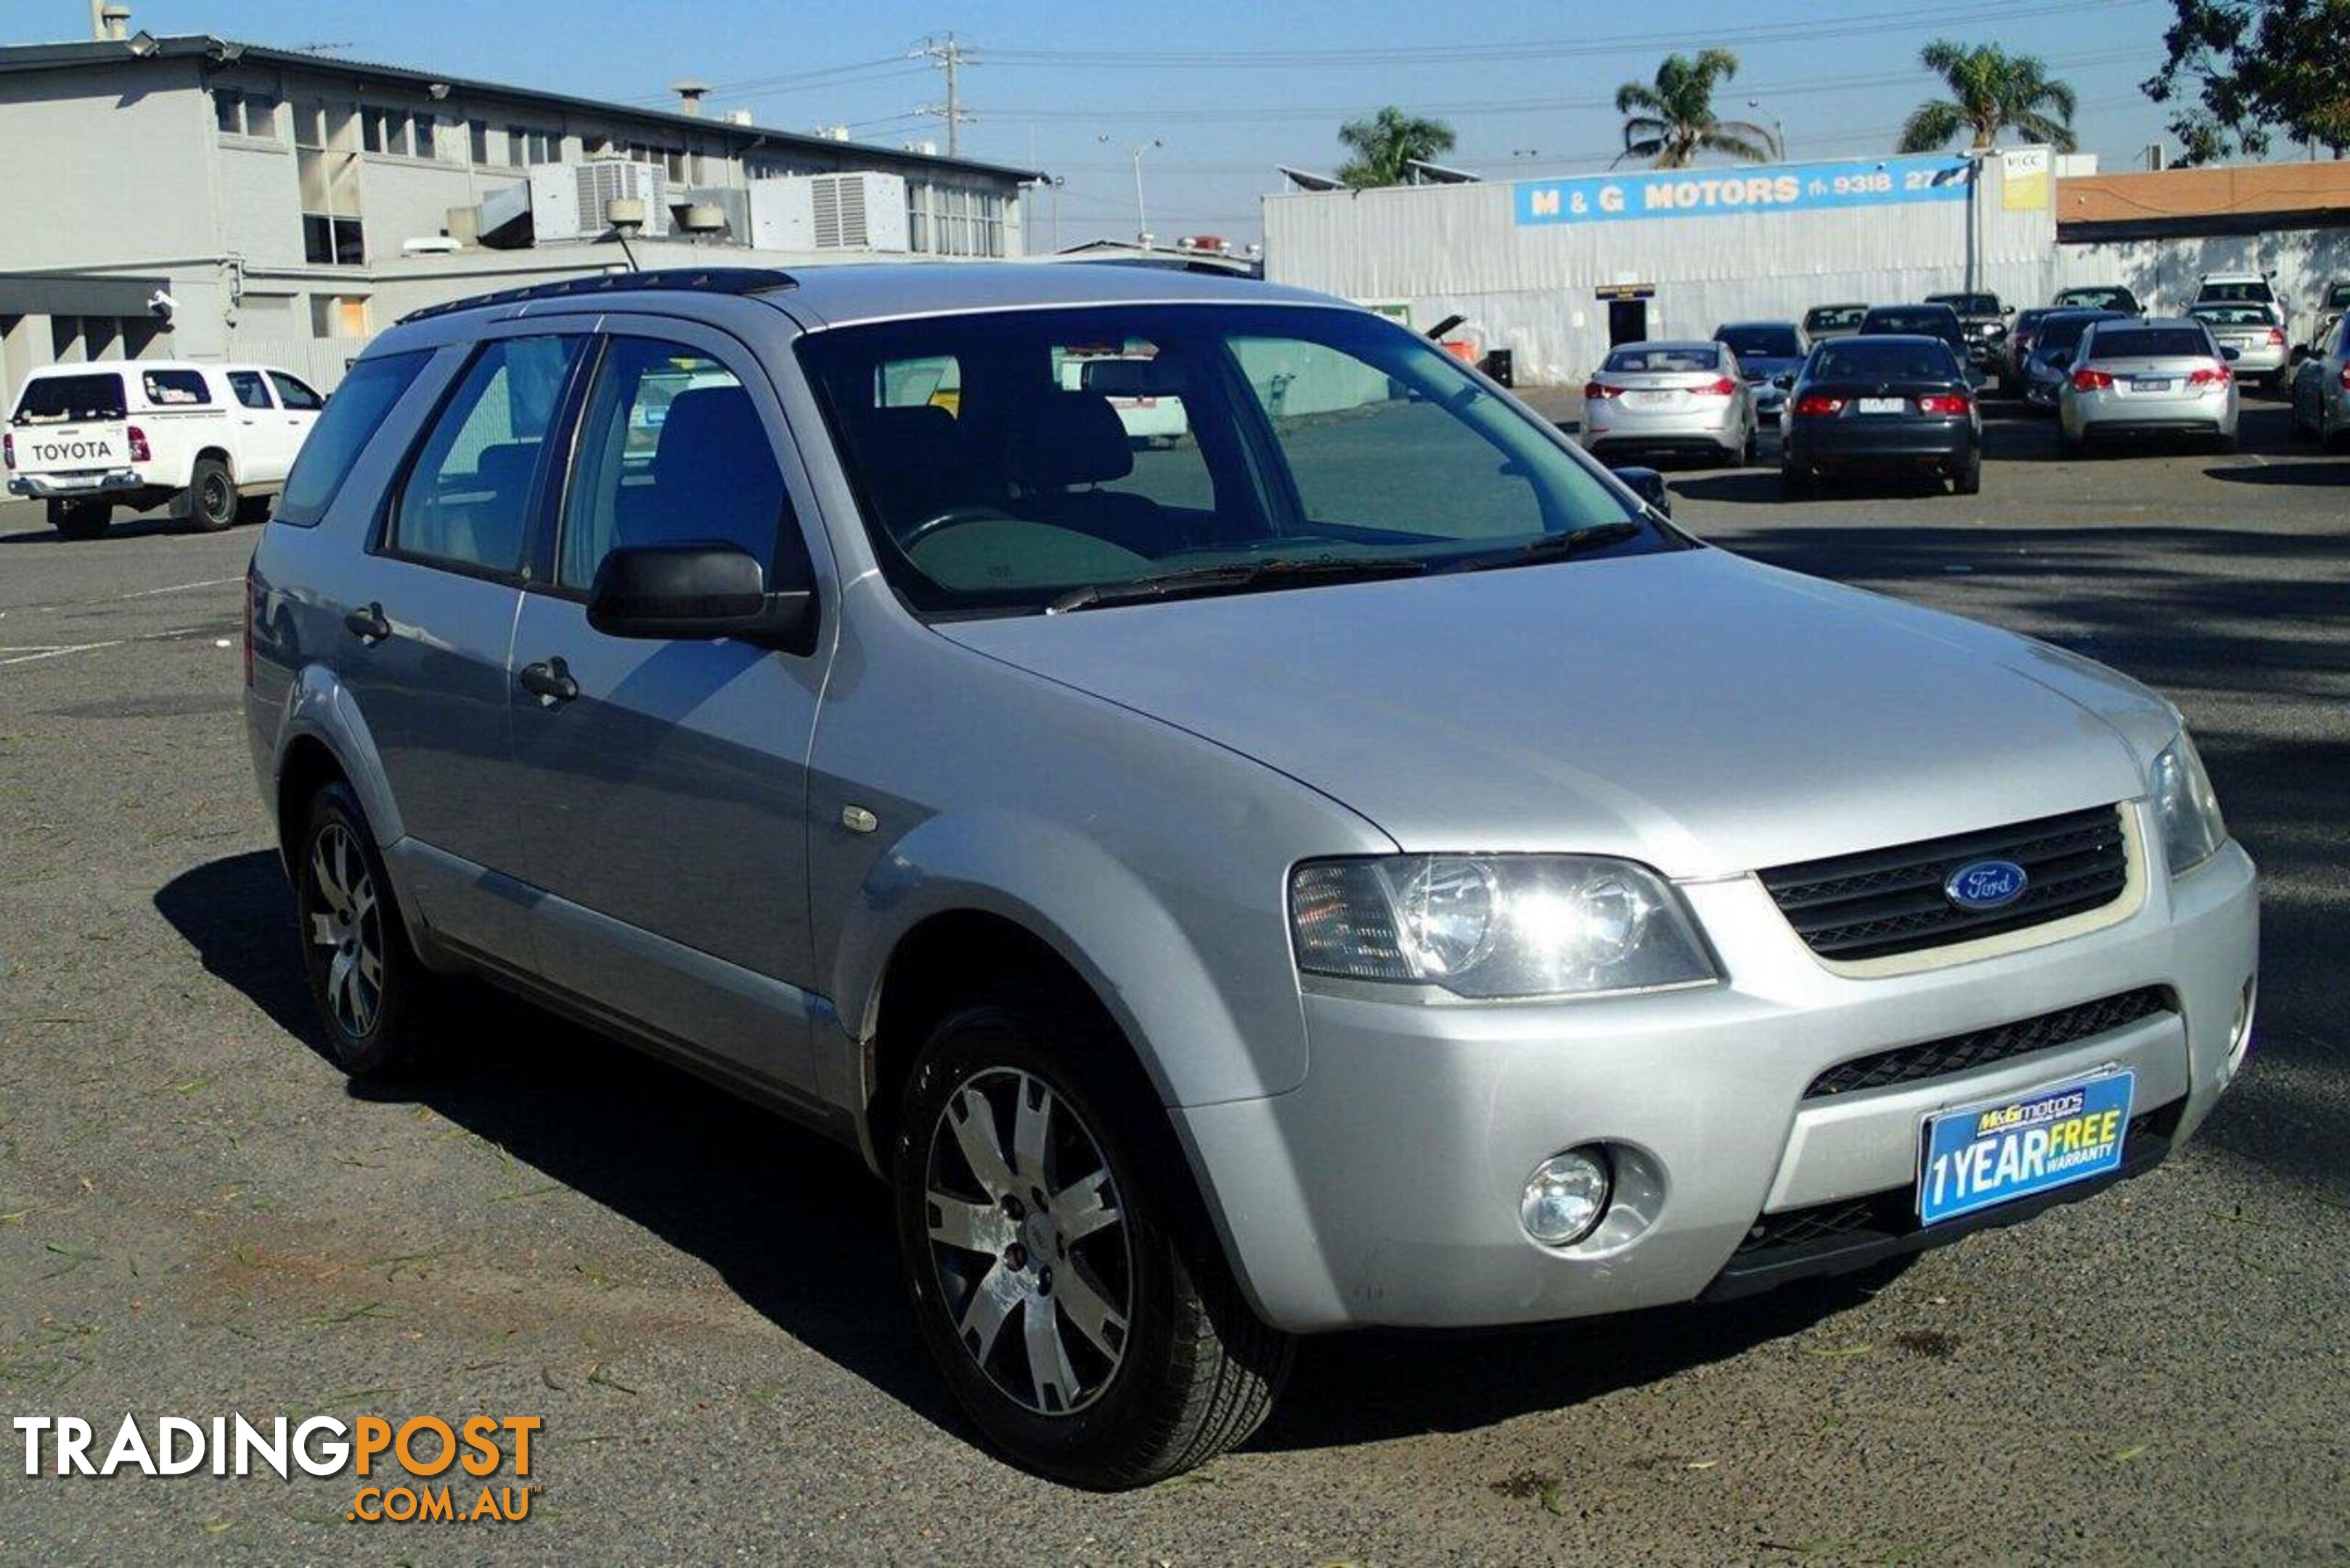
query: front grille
[
  {"left": 1803, "top": 986, "right": 2175, "bottom": 1100},
  {"left": 1760, "top": 806, "right": 2129, "bottom": 960}
]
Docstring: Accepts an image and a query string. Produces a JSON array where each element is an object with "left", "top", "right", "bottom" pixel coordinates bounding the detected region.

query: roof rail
[{"left": 398, "top": 266, "right": 799, "bottom": 324}]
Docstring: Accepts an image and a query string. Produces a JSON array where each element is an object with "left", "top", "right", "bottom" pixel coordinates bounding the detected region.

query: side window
[
  {"left": 1235, "top": 335, "right": 1546, "bottom": 539},
  {"left": 226, "top": 370, "right": 274, "bottom": 410},
  {"left": 389, "top": 335, "right": 586, "bottom": 574},
  {"left": 269, "top": 372, "right": 325, "bottom": 411},
  {"left": 141, "top": 369, "right": 211, "bottom": 407},
  {"left": 275, "top": 349, "right": 431, "bottom": 527},
  {"left": 555, "top": 338, "right": 793, "bottom": 592}
]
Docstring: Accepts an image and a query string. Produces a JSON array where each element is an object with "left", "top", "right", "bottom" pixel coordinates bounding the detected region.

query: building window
[
  {"left": 468, "top": 118, "right": 489, "bottom": 165},
  {"left": 309, "top": 295, "right": 370, "bottom": 338},
  {"left": 412, "top": 113, "right": 436, "bottom": 159},
  {"left": 298, "top": 105, "right": 367, "bottom": 266},
  {"left": 213, "top": 89, "right": 280, "bottom": 140},
  {"left": 506, "top": 125, "right": 555, "bottom": 167}
]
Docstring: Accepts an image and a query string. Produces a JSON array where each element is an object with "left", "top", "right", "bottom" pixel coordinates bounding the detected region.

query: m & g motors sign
[{"left": 1514, "top": 155, "right": 1972, "bottom": 227}]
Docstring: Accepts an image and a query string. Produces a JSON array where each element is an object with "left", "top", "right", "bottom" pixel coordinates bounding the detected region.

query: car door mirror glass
[
  {"left": 1608, "top": 465, "right": 1671, "bottom": 517},
  {"left": 586, "top": 541, "right": 817, "bottom": 650}
]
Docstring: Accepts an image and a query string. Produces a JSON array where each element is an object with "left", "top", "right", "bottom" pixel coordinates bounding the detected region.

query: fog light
[
  {"left": 2225, "top": 979, "right": 2256, "bottom": 1078},
  {"left": 1521, "top": 1148, "right": 1612, "bottom": 1247}
]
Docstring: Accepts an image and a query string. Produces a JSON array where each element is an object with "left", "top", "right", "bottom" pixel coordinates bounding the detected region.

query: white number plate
[
  {"left": 1856, "top": 397, "right": 1906, "bottom": 415},
  {"left": 1624, "top": 390, "right": 1678, "bottom": 407},
  {"left": 2132, "top": 378, "right": 2174, "bottom": 393}
]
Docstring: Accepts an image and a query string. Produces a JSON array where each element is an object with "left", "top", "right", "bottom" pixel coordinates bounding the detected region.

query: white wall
[
  {"left": 1266, "top": 157, "right": 2060, "bottom": 385},
  {"left": 2053, "top": 226, "right": 2350, "bottom": 340},
  {"left": 0, "top": 59, "right": 216, "bottom": 268}
]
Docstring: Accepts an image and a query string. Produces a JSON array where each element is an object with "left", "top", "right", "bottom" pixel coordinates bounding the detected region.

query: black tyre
[
  {"left": 47, "top": 499, "right": 110, "bottom": 539},
  {"left": 1952, "top": 454, "right": 1982, "bottom": 495},
  {"left": 2057, "top": 426, "right": 2082, "bottom": 460},
  {"left": 293, "top": 781, "right": 438, "bottom": 1077},
  {"left": 2214, "top": 426, "right": 2240, "bottom": 456},
  {"left": 186, "top": 457, "right": 238, "bottom": 533},
  {"left": 893, "top": 1000, "right": 1290, "bottom": 1489},
  {"left": 1740, "top": 426, "right": 1758, "bottom": 467}
]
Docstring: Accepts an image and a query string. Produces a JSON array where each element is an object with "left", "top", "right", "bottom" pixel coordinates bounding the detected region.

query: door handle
[
  {"left": 343, "top": 602, "right": 390, "bottom": 643},
  {"left": 518, "top": 657, "right": 579, "bottom": 704}
]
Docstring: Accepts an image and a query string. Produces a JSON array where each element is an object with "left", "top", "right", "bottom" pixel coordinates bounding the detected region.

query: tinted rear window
[
  {"left": 2056, "top": 288, "right": 2133, "bottom": 310},
  {"left": 2089, "top": 328, "right": 2213, "bottom": 359},
  {"left": 2197, "top": 281, "right": 2272, "bottom": 303},
  {"left": 274, "top": 350, "right": 432, "bottom": 528},
  {"left": 1811, "top": 339, "right": 1962, "bottom": 380},
  {"left": 2190, "top": 305, "right": 2274, "bottom": 327},
  {"left": 1928, "top": 294, "right": 1999, "bottom": 315},
  {"left": 1716, "top": 326, "right": 1801, "bottom": 359},
  {"left": 1806, "top": 306, "right": 1866, "bottom": 330},
  {"left": 2327, "top": 283, "right": 2350, "bottom": 309},
  {"left": 1862, "top": 309, "right": 1957, "bottom": 337},
  {"left": 2036, "top": 313, "right": 2118, "bottom": 351},
  {"left": 13, "top": 372, "right": 127, "bottom": 423},
  {"left": 1602, "top": 345, "right": 1721, "bottom": 373}
]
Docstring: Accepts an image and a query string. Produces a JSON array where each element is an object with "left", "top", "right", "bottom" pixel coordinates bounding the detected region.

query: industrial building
[
  {"left": 0, "top": 26, "right": 1040, "bottom": 403},
  {"left": 1265, "top": 150, "right": 2350, "bottom": 385}
]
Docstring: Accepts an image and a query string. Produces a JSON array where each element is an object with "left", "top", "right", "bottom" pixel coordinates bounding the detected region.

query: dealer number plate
[
  {"left": 1625, "top": 390, "right": 1678, "bottom": 407},
  {"left": 2132, "top": 378, "right": 2174, "bottom": 393},
  {"left": 1918, "top": 1070, "right": 2134, "bottom": 1226},
  {"left": 1856, "top": 397, "right": 1906, "bottom": 415}
]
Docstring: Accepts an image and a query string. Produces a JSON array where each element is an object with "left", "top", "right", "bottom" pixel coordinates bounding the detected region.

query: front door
[
  {"left": 502, "top": 323, "right": 831, "bottom": 1102},
  {"left": 224, "top": 369, "right": 299, "bottom": 486}
]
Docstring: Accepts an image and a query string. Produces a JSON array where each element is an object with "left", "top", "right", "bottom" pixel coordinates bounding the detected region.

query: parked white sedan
[
  {"left": 2058, "top": 319, "right": 2240, "bottom": 457},
  {"left": 1581, "top": 340, "right": 1758, "bottom": 467}
]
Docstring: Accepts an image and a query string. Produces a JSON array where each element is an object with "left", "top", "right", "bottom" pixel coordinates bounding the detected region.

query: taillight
[
  {"left": 2071, "top": 369, "right": 2115, "bottom": 391},
  {"left": 1, "top": 431, "right": 12, "bottom": 470},
  {"left": 1792, "top": 394, "right": 1845, "bottom": 416},
  {"left": 242, "top": 559, "right": 258, "bottom": 687},
  {"left": 1916, "top": 393, "right": 1972, "bottom": 415},
  {"left": 2266, "top": 327, "right": 2286, "bottom": 346},
  {"left": 2186, "top": 364, "right": 2231, "bottom": 388},
  {"left": 126, "top": 425, "right": 151, "bottom": 462},
  {"left": 1695, "top": 377, "right": 1738, "bottom": 396},
  {"left": 1583, "top": 380, "right": 1623, "bottom": 401},
  {"left": 2339, "top": 364, "right": 2350, "bottom": 393}
]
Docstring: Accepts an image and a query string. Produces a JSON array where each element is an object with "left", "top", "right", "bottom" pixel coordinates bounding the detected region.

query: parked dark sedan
[
  {"left": 2020, "top": 309, "right": 2133, "bottom": 412},
  {"left": 1781, "top": 334, "right": 1982, "bottom": 497},
  {"left": 1859, "top": 303, "right": 1975, "bottom": 384}
]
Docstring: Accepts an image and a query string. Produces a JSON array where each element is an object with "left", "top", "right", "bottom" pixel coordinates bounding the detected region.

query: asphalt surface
[{"left": 3, "top": 396, "right": 2346, "bottom": 1563}]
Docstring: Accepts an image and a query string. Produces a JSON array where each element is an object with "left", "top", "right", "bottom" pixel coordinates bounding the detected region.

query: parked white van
[{"left": 5, "top": 361, "right": 325, "bottom": 538}]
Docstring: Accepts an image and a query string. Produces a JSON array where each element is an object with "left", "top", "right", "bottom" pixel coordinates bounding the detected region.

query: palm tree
[
  {"left": 1898, "top": 39, "right": 2078, "bottom": 153},
  {"left": 1335, "top": 106, "right": 1458, "bottom": 189},
  {"left": 1614, "top": 49, "right": 1779, "bottom": 168}
]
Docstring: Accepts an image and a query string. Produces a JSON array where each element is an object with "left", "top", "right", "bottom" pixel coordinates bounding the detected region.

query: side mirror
[
  {"left": 2221, "top": 346, "right": 2242, "bottom": 363},
  {"left": 1609, "top": 465, "right": 1671, "bottom": 518},
  {"left": 1773, "top": 372, "right": 1795, "bottom": 390},
  {"left": 587, "top": 542, "right": 817, "bottom": 653}
]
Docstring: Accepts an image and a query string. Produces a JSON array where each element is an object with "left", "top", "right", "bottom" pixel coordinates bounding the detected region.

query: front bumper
[
  {"left": 7, "top": 468, "right": 144, "bottom": 500},
  {"left": 1177, "top": 817, "right": 2256, "bottom": 1332}
]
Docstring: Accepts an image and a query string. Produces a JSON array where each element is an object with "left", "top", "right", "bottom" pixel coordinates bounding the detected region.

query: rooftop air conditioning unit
[
  {"left": 527, "top": 159, "right": 671, "bottom": 243},
  {"left": 748, "top": 172, "right": 909, "bottom": 253}
]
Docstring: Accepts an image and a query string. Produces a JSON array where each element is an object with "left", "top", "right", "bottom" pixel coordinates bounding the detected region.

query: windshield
[
  {"left": 1715, "top": 326, "right": 1801, "bottom": 359},
  {"left": 2088, "top": 327, "right": 2215, "bottom": 360},
  {"left": 2327, "top": 284, "right": 2350, "bottom": 309},
  {"left": 1810, "top": 339, "right": 1962, "bottom": 381},
  {"left": 1602, "top": 343, "right": 1721, "bottom": 373},
  {"left": 12, "top": 372, "right": 126, "bottom": 424},
  {"left": 2197, "top": 281, "right": 2273, "bottom": 304},
  {"left": 1863, "top": 309, "right": 1957, "bottom": 338},
  {"left": 799, "top": 304, "right": 1664, "bottom": 618},
  {"left": 1927, "top": 294, "right": 2000, "bottom": 315}
]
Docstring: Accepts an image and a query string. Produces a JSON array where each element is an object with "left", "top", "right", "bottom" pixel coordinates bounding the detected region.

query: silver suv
[{"left": 245, "top": 265, "right": 2259, "bottom": 1487}]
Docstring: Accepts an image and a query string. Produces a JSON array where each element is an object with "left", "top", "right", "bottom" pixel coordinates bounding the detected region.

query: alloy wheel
[
  {"left": 922, "top": 1066, "right": 1133, "bottom": 1416},
  {"left": 307, "top": 822, "right": 385, "bottom": 1038}
]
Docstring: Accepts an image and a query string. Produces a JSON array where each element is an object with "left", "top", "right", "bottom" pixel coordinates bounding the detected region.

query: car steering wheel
[{"left": 899, "top": 505, "right": 1018, "bottom": 549}]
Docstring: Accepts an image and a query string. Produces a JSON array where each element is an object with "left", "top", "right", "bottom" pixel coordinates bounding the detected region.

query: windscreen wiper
[
  {"left": 1047, "top": 555, "right": 1427, "bottom": 614},
  {"left": 1443, "top": 522, "right": 1644, "bottom": 575}
]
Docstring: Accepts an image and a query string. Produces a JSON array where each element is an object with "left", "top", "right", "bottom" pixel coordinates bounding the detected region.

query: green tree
[
  {"left": 1613, "top": 49, "right": 1779, "bottom": 168},
  {"left": 1897, "top": 40, "right": 2079, "bottom": 153},
  {"left": 2142, "top": 0, "right": 2350, "bottom": 163},
  {"left": 1335, "top": 106, "right": 1458, "bottom": 189}
]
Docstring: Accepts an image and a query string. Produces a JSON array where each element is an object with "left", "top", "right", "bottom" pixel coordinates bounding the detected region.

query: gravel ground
[{"left": 1, "top": 396, "right": 2345, "bottom": 1563}]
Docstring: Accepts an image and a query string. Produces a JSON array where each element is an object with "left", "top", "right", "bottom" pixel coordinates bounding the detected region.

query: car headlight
[
  {"left": 2150, "top": 730, "right": 2227, "bottom": 876},
  {"left": 1288, "top": 855, "right": 1717, "bottom": 1000}
]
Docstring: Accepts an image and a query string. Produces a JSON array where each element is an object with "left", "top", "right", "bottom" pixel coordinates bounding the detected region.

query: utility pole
[
  {"left": 913, "top": 33, "right": 973, "bottom": 158},
  {"left": 1098, "top": 135, "right": 1162, "bottom": 243}
]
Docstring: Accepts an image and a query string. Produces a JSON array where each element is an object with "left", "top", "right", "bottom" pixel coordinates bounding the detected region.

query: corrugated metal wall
[{"left": 1266, "top": 157, "right": 2060, "bottom": 385}]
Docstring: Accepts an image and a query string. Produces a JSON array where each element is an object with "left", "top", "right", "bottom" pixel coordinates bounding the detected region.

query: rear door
[
  {"left": 501, "top": 317, "right": 834, "bottom": 1102},
  {"left": 333, "top": 328, "right": 591, "bottom": 963}
]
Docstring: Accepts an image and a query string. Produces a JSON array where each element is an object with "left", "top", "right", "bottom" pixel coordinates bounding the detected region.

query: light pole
[
  {"left": 1746, "top": 99, "right": 1784, "bottom": 163},
  {"left": 1098, "top": 134, "right": 1162, "bottom": 244}
]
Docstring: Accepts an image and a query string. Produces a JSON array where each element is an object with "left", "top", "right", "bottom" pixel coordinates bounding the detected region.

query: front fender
[{"left": 831, "top": 807, "right": 1302, "bottom": 1111}]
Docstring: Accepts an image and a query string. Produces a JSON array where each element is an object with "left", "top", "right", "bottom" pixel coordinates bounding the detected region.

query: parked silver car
[
  {"left": 245, "top": 265, "right": 2258, "bottom": 1489},
  {"left": 2289, "top": 311, "right": 2350, "bottom": 448},
  {"left": 1582, "top": 339, "right": 1758, "bottom": 465},
  {"left": 2058, "top": 317, "right": 2242, "bottom": 456},
  {"left": 2187, "top": 303, "right": 2289, "bottom": 393}
]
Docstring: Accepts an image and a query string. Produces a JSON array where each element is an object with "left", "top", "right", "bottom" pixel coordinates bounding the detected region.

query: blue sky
[{"left": 28, "top": 0, "right": 2184, "bottom": 244}]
